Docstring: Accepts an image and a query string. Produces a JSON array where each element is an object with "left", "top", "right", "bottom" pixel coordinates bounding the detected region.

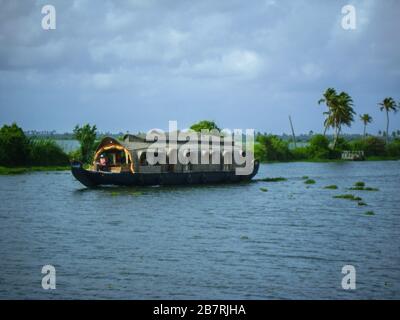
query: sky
[{"left": 0, "top": 0, "right": 399, "bottom": 134}]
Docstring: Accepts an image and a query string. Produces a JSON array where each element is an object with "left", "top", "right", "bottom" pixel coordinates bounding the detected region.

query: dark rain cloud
[{"left": 0, "top": 0, "right": 399, "bottom": 133}]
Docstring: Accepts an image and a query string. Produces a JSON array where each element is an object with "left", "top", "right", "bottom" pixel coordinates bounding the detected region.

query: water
[{"left": 0, "top": 161, "right": 399, "bottom": 299}]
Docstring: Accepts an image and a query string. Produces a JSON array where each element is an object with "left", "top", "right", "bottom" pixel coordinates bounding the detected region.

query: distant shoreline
[{"left": 260, "top": 156, "right": 399, "bottom": 164}]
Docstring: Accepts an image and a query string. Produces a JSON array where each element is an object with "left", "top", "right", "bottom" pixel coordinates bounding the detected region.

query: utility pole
[{"left": 289, "top": 115, "right": 297, "bottom": 149}]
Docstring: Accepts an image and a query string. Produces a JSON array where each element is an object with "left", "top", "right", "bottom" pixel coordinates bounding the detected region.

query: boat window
[
  {"left": 97, "top": 149, "right": 129, "bottom": 166},
  {"left": 139, "top": 152, "right": 148, "bottom": 166}
]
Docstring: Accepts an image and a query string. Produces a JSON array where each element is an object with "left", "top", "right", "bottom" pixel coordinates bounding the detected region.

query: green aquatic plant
[
  {"left": 259, "top": 187, "right": 268, "bottom": 192},
  {"left": 110, "top": 191, "right": 120, "bottom": 196},
  {"left": 240, "top": 235, "right": 249, "bottom": 240},
  {"left": 354, "top": 181, "right": 365, "bottom": 187},
  {"left": 333, "top": 194, "right": 362, "bottom": 201},
  {"left": 349, "top": 186, "right": 365, "bottom": 190},
  {"left": 304, "top": 179, "right": 316, "bottom": 184},
  {"left": 302, "top": 176, "right": 309, "bottom": 180},
  {"left": 364, "top": 187, "right": 379, "bottom": 191},
  {"left": 349, "top": 186, "right": 379, "bottom": 191},
  {"left": 365, "top": 211, "right": 375, "bottom": 216},
  {"left": 358, "top": 201, "right": 367, "bottom": 206},
  {"left": 259, "top": 177, "right": 287, "bottom": 182},
  {"left": 324, "top": 185, "right": 338, "bottom": 189}
]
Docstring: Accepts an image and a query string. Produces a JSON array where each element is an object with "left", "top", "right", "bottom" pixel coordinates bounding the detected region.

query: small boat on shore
[{"left": 71, "top": 134, "right": 259, "bottom": 188}]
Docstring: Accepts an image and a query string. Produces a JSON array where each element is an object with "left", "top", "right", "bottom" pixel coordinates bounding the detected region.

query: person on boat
[{"left": 97, "top": 154, "right": 110, "bottom": 172}]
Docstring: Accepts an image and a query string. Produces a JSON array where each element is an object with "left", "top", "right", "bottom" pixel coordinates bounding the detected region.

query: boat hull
[{"left": 71, "top": 161, "right": 259, "bottom": 188}]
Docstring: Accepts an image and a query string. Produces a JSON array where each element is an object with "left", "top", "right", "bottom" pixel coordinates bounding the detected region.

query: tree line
[
  {"left": 0, "top": 91, "right": 399, "bottom": 167},
  {"left": 255, "top": 90, "right": 399, "bottom": 162}
]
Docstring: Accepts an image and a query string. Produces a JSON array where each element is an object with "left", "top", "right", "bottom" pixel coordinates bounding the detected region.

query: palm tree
[
  {"left": 318, "top": 88, "right": 337, "bottom": 136},
  {"left": 328, "top": 92, "right": 356, "bottom": 149},
  {"left": 359, "top": 114, "right": 372, "bottom": 139},
  {"left": 378, "top": 97, "right": 398, "bottom": 145}
]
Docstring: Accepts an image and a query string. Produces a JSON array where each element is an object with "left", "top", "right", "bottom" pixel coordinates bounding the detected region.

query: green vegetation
[
  {"left": 259, "top": 187, "right": 268, "bottom": 192},
  {"left": 0, "top": 166, "right": 69, "bottom": 175},
  {"left": 0, "top": 123, "right": 31, "bottom": 166},
  {"left": 360, "top": 114, "right": 373, "bottom": 138},
  {"left": 349, "top": 186, "right": 379, "bottom": 191},
  {"left": 358, "top": 201, "right": 368, "bottom": 206},
  {"left": 364, "top": 187, "right": 379, "bottom": 191},
  {"left": 304, "top": 179, "right": 316, "bottom": 184},
  {"left": 302, "top": 176, "right": 309, "bottom": 179},
  {"left": 255, "top": 91, "right": 399, "bottom": 162},
  {"left": 378, "top": 97, "right": 398, "bottom": 145},
  {"left": 324, "top": 185, "right": 338, "bottom": 189},
  {"left": 0, "top": 123, "right": 70, "bottom": 172},
  {"left": 318, "top": 88, "right": 355, "bottom": 149},
  {"left": 353, "top": 187, "right": 379, "bottom": 191},
  {"left": 255, "top": 133, "right": 400, "bottom": 163},
  {"left": 30, "top": 139, "right": 69, "bottom": 166},
  {"left": 349, "top": 182, "right": 379, "bottom": 191},
  {"left": 365, "top": 211, "right": 375, "bottom": 216},
  {"left": 73, "top": 124, "right": 98, "bottom": 163},
  {"left": 259, "top": 177, "right": 287, "bottom": 182},
  {"left": 255, "top": 134, "right": 292, "bottom": 162},
  {"left": 333, "top": 194, "right": 362, "bottom": 201},
  {"left": 190, "top": 120, "right": 221, "bottom": 132}
]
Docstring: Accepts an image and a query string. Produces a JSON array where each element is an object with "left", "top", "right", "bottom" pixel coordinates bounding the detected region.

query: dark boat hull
[{"left": 71, "top": 161, "right": 259, "bottom": 188}]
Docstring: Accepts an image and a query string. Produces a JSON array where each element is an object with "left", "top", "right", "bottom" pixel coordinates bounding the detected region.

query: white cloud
[{"left": 176, "top": 50, "right": 264, "bottom": 79}]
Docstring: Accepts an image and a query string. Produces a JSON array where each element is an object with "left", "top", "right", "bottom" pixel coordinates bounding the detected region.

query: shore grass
[{"left": 0, "top": 166, "right": 70, "bottom": 175}]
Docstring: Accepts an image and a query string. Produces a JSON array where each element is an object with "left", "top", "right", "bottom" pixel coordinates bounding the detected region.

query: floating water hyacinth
[
  {"left": 333, "top": 194, "right": 362, "bottom": 201},
  {"left": 354, "top": 181, "right": 365, "bottom": 187},
  {"left": 324, "top": 185, "right": 338, "bottom": 189}
]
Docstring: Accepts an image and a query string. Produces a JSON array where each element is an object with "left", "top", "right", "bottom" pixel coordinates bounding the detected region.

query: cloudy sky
[{"left": 0, "top": 0, "right": 399, "bottom": 134}]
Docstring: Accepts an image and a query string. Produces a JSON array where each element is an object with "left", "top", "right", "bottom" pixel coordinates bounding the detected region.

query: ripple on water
[{"left": 0, "top": 162, "right": 399, "bottom": 299}]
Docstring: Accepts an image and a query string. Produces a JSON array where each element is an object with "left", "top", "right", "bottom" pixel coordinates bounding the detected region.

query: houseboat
[{"left": 71, "top": 133, "right": 259, "bottom": 187}]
